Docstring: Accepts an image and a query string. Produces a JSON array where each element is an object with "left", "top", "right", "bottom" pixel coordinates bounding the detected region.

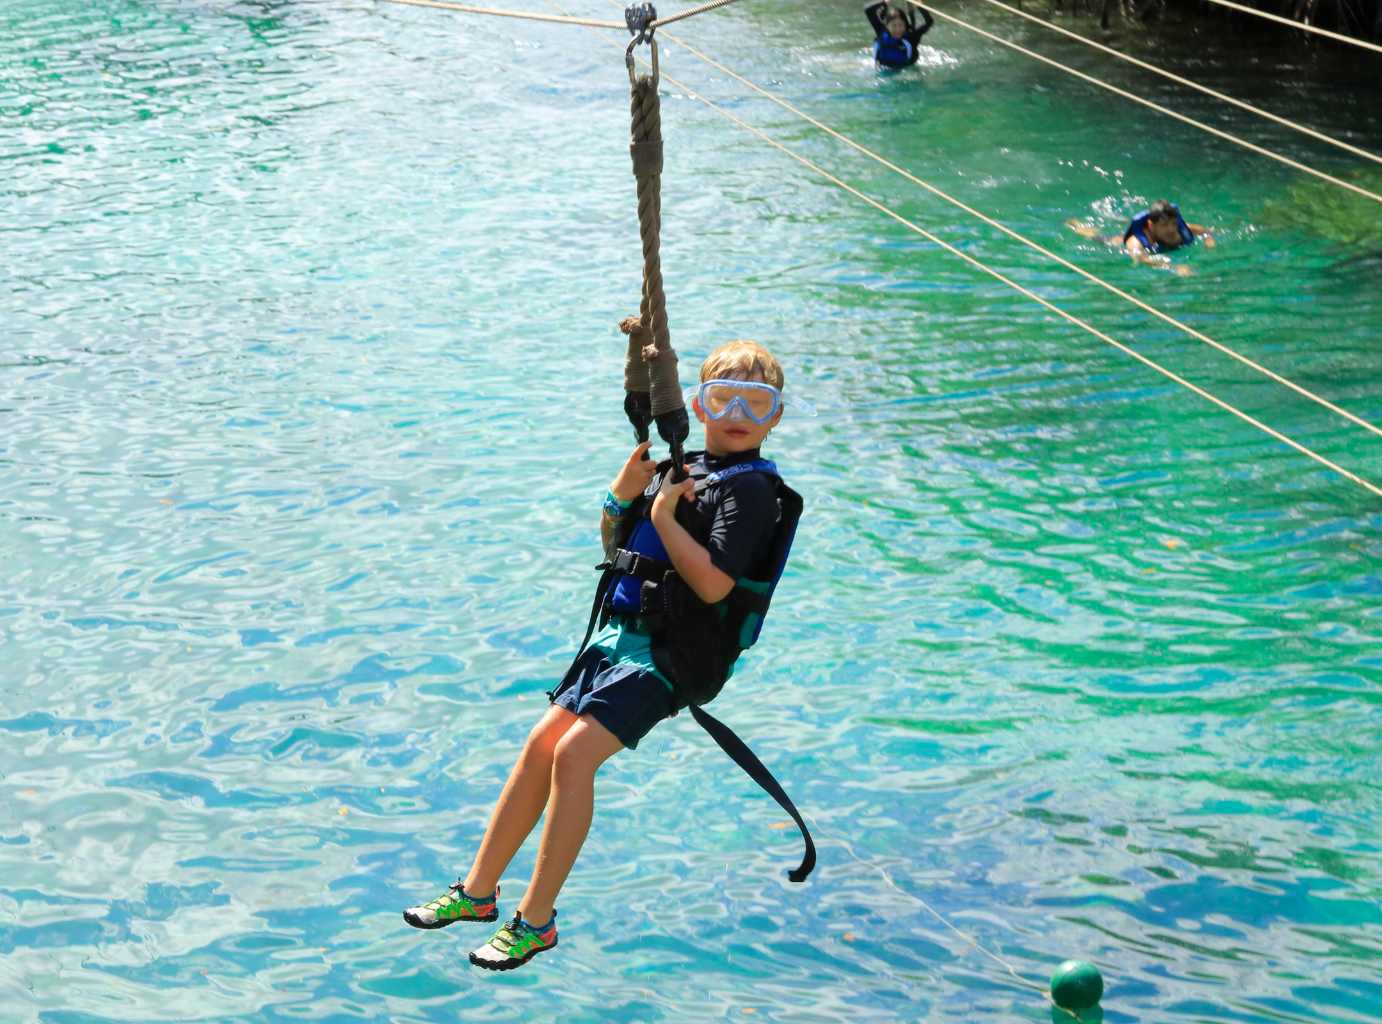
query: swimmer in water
[
  {"left": 1068, "top": 199, "right": 1216, "bottom": 275},
  {"left": 866, "top": 2, "right": 934, "bottom": 70}
]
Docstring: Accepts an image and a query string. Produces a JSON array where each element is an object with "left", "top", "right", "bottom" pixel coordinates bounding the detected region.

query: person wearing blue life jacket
[
  {"left": 1067, "top": 198, "right": 1216, "bottom": 275},
  {"left": 866, "top": 1, "right": 934, "bottom": 70},
  {"left": 403, "top": 340, "right": 810, "bottom": 972}
]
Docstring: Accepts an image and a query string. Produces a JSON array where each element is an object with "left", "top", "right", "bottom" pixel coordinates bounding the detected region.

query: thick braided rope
[
  {"left": 620, "top": 316, "right": 651, "bottom": 396},
  {"left": 629, "top": 74, "right": 683, "bottom": 421},
  {"left": 650, "top": 0, "right": 745, "bottom": 30},
  {"left": 382, "top": 0, "right": 623, "bottom": 29}
]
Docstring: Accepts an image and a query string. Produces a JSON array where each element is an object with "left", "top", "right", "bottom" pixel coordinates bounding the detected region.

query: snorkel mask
[{"left": 696, "top": 379, "right": 783, "bottom": 425}]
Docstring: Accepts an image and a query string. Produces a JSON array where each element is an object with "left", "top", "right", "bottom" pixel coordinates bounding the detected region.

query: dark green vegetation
[
  {"left": 1168, "top": 0, "right": 1382, "bottom": 44},
  {"left": 1259, "top": 167, "right": 1382, "bottom": 248},
  {"left": 1066, "top": 0, "right": 1382, "bottom": 45}
]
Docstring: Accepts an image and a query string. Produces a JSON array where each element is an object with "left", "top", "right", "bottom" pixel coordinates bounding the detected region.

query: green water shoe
[
  {"left": 403, "top": 880, "right": 499, "bottom": 929},
  {"left": 469, "top": 911, "right": 558, "bottom": 970}
]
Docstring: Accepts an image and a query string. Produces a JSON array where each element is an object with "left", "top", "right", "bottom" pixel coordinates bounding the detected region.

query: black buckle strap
[
  {"left": 638, "top": 577, "right": 670, "bottom": 623},
  {"left": 608, "top": 547, "right": 670, "bottom": 582}
]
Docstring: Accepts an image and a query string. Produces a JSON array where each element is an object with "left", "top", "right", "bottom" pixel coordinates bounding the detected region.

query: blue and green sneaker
[
  {"left": 469, "top": 911, "right": 558, "bottom": 970},
  {"left": 403, "top": 880, "right": 499, "bottom": 929}
]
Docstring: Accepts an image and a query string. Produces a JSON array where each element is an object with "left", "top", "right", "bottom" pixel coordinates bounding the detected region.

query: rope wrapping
[
  {"left": 625, "top": 61, "right": 689, "bottom": 464},
  {"left": 618, "top": 316, "right": 653, "bottom": 442}
]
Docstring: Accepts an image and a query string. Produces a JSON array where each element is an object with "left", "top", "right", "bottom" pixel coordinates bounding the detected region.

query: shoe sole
[
  {"left": 469, "top": 937, "right": 557, "bottom": 971},
  {"left": 403, "top": 909, "right": 499, "bottom": 930}
]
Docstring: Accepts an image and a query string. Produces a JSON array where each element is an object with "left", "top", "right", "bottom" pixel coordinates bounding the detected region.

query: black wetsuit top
[
  {"left": 867, "top": 2, "right": 934, "bottom": 69},
  {"left": 692, "top": 449, "right": 781, "bottom": 581}
]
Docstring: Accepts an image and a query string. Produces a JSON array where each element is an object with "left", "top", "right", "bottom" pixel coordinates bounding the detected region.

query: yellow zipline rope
[
  {"left": 576, "top": 29, "right": 1381, "bottom": 498},
  {"left": 914, "top": 1, "right": 1382, "bottom": 205},
  {"left": 382, "top": 0, "right": 623, "bottom": 29},
  {"left": 652, "top": 78, "right": 1382, "bottom": 497},
  {"left": 648, "top": 0, "right": 745, "bottom": 30},
  {"left": 648, "top": 21, "right": 1382, "bottom": 442},
  {"left": 954, "top": 0, "right": 1382, "bottom": 167},
  {"left": 385, "top": 0, "right": 1381, "bottom": 205},
  {"left": 1201, "top": 0, "right": 1382, "bottom": 56},
  {"left": 379, "top": 0, "right": 745, "bottom": 31},
  {"left": 388, "top": 0, "right": 1382, "bottom": 498}
]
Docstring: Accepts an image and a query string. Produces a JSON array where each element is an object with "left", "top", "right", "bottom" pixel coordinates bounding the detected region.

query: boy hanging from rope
[
  {"left": 866, "top": 1, "right": 934, "bottom": 70},
  {"left": 403, "top": 339, "right": 805, "bottom": 971}
]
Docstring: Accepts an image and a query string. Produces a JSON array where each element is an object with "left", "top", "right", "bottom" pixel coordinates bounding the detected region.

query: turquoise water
[{"left": 3, "top": 1, "right": 1381, "bottom": 1021}]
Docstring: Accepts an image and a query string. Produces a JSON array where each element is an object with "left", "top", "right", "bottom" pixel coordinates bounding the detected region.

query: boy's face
[
  {"left": 693, "top": 374, "right": 783, "bottom": 456},
  {"left": 885, "top": 11, "right": 907, "bottom": 34},
  {"left": 1147, "top": 214, "right": 1182, "bottom": 247}
]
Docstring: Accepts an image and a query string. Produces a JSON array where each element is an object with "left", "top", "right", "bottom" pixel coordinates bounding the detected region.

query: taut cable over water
[
  {"left": 609, "top": 54, "right": 1382, "bottom": 500},
  {"left": 382, "top": 0, "right": 625, "bottom": 29},
  {"left": 643, "top": 0, "right": 745, "bottom": 29},
  {"left": 636, "top": 19, "right": 1382, "bottom": 443},
  {"left": 379, "top": 0, "right": 1381, "bottom": 495},
  {"left": 1200, "top": 0, "right": 1382, "bottom": 55},
  {"left": 380, "top": 0, "right": 747, "bottom": 30},
  {"left": 915, "top": 1, "right": 1382, "bottom": 206},
  {"left": 952, "top": 0, "right": 1382, "bottom": 168}
]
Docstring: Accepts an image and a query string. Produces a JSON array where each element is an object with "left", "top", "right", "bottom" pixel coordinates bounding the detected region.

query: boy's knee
[
  {"left": 521, "top": 718, "right": 565, "bottom": 765},
  {"left": 550, "top": 733, "right": 602, "bottom": 784}
]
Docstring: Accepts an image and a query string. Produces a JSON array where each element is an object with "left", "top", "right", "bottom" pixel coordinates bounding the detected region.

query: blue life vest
[
  {"left": 591, "top": 456, "right": 801, "bottom": 703},
  {"left": 558, "top": 454, "right": 813, "bottom": 882},
  {"left": 873, "top": 33, "right": 916, "bottom": 69},
  {"left": 1123, "top": 210, "right": 1194, "bottom": 254},
  {"left": 609, "top": 517, "right": 671, "bottom": 615},
  {"left": 610, "top": 456, "right": 784, "bottom": 619}
]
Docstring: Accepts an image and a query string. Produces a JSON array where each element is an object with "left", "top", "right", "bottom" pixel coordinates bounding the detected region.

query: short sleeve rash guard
[{"left": 693, "top": 452, "right": 781, "bottom": 581}]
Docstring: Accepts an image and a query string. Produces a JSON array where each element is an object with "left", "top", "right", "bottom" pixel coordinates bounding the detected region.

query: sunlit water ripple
[{"left": 2, "top": 1, "right": 1380, "bottom": 1021}]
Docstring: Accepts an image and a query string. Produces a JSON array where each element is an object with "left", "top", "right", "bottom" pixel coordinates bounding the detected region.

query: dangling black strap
[{"left": 688, "top": 704, "right": 816, "bottom": 883}]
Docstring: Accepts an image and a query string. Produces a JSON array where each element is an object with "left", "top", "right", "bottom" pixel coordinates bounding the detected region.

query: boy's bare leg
[
  {"left": 517, "top": 714, "right": 625, "bottom": 924},
  {"left": 463, "top": 705, "right": 579, "bottom": 897}
]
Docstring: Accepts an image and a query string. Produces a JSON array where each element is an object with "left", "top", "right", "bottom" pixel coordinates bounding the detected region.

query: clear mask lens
[{"left": 699, "top": 380, "right": 781, "bottom": 424}]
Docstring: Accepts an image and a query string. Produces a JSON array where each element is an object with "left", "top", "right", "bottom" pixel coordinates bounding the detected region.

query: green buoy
[{"left": 1050, "top": 960, "right": 1103, "bottom": 1011}]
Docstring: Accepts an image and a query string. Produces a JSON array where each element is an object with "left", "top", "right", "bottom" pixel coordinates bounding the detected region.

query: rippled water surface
[{"left": 4, "top": 1, "right": 1381, "bottom": 1021}]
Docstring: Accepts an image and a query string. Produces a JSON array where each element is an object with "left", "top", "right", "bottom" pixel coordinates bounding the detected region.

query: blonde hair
[{"left": 699, "top": 339, "right": 785, "bottom": 390}]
